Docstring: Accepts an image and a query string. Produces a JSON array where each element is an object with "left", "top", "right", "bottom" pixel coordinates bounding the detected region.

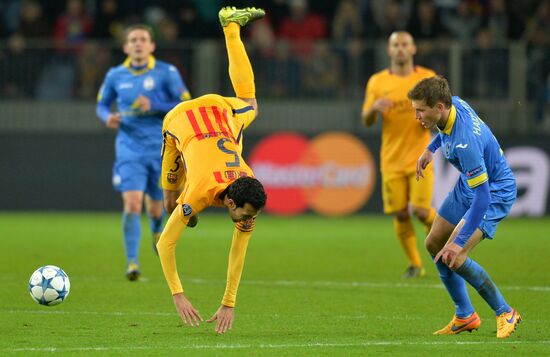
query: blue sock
[
  {"left": 434, "top": 256, "right": 475, "bottom": 318},
  {"left": 122, "top": 213, "right": 141, "bottom": 264},
  {"left": 149, "top": 211, "right": 165, "bottom": 235},
  {"left": 455, "top": 257, "right": 511, "bottom": 316}
]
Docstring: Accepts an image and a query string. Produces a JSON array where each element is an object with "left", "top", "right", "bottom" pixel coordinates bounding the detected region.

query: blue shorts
[
  {"left": 112, "top": 157, "right": 163, "bottom": 200},
  {"left": 438, "top": 182, "right": 515, "bottom": 239}
]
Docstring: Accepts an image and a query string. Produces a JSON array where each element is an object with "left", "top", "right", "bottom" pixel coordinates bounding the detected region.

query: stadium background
[{"left": 0, "top": 0, "right": 548, "bottom": 215}]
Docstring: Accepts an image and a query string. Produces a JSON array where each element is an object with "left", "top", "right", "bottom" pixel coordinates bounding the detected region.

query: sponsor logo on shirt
[
  {"left": 466, "top": 165, "right": 484, "bottom": 177},
  {"left": 143, "top": 76, "right": 155, "bottom": 90},
  {"left": 455, "top": 143, "right": 468, "bottom": 149},
  {"left": 118, "top": 83, "right": 133, "bottom": 89}
]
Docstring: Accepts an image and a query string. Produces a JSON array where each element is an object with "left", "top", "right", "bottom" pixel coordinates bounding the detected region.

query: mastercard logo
[{"left": 249, "top": 132, "right": 377, "bottom": 216}]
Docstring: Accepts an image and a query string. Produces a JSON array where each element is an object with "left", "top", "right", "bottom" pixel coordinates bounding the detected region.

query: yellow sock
[
  {"left": 393, "top": 218, "right": 422, "bottom": 267},
  {"left": 419, "top": 208, "right": 436, "bottom": 234},
  {"left": 223, "top": 22, "right": 255, "bottom": 98}
]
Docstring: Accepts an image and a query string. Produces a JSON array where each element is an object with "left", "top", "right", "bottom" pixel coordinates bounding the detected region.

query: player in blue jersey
[
  {"left": 408, "top": 76, "right": 521, "bottom": 339},
  {"left": 96, "top": 24, "right": 191, "bottom": 281}
]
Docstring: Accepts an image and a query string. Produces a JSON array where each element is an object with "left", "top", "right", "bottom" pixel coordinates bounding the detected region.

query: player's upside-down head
[{"left": 224, "top": 177, "right": 267, "bottom": 222}]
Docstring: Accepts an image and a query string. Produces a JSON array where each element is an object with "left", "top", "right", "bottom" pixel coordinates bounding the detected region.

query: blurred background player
[
  {"left": 96, "top": 24, "right": 191, "bottom": 281},
  {"left": 361, "top": 31, "right": 436, "bottom": 278},
  {"left": 411, "top": 76, "right": 520, "bottom": 338},
  {"left": 157, "top": 7, "right": 267, "bottom": 334}
]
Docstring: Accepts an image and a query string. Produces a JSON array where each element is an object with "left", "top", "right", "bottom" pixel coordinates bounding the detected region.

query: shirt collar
[
  {"left": 439, "top": 105, "right": 456, "bottom": 135},
  {"left": 123, "top": 55, "right": 156, "bottom": 75}
]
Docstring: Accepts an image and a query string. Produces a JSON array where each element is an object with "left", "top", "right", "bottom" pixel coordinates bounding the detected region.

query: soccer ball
[{"left": 28, "top": 265, "right": 70, "bottom": 306}]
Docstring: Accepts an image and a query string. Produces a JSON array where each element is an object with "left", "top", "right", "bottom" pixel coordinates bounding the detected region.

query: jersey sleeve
[
  {"left": 222, "top": 218, "right": 255, "bottom": 307},
  {"left": 166, "top": 64, "right": 191, "bottom": 101},
  {"left": 233, "top": 103, "right": 256, "bottom": 130},
  {"left": 161, "top": 130, "right": 186, "bottom": 191},
  {"left": 457, "top": 136, "right": 488, "bottom": 188},
  {"left": 361, "top": 75, "right": 378, "bottom": 112},
  {"left": 157, "top": 191, "right": 209, "bottom": 295},
  {"left": 97, "top": 69, "right": 116, "bottom": 106}
]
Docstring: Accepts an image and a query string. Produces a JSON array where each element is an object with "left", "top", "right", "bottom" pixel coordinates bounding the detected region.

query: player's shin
[
  {"left": 434, "top": 256, "right": 475, "bottom": 318},
  {"left": 223, "top": 23, "right": 255, "bottom": 99},
  {"left": 454, "top": 257, "right": 511, "bottom": 315},
  {"left": 393, "top": 218, "right": 422, "bottom": 268},
  {"left": 122, "top": 213, "right": 141, "bottom": 264}
]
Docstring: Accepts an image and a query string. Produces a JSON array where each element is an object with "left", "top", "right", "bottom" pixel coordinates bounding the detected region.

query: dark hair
[
  {"left": 123, "top": 24, "right": 154, "bottom": 43},
  {"left": 407, "top": 75, "right": 452, "bottom": 108},
  {"left": 226, "top": 177, "right": 267, "bottom": 210}
]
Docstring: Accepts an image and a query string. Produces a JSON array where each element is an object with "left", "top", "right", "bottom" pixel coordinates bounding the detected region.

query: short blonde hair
[{"left": 407, "top": 75, "right": 452, "bottom": 108}]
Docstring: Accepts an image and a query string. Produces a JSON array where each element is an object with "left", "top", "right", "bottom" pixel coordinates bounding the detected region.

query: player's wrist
[{"left": 453, "top": 235, "right": 468, "bottom": 248}]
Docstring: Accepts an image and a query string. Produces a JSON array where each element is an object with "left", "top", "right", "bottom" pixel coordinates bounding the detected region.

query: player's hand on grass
[
  {"left": 434, "top": 242, "right": 462, "bottom": 270},
  {"left": 136, "top": 95, "right": 151, "bottom": 112},
  {"left": 106, "top": 113, "right": 121, "bottom": 129},
  {"left": 416, "top": 149, "right": 433, "bottom": 181},
  {"left": 207, "top": 305, "right": 234, "bottom": 334},
  {"left": 173, "top": 293, "right": 203, "bottom": 327}
]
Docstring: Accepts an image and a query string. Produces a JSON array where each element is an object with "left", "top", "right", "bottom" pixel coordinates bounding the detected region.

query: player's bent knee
[
  {"left": 395, "top": 209, "right": 410, "bottom": 221},
  {"left": 124, "top": 202, "right": 142, "bottom": 214},
  {"left": 164, "top": 200, "right": 177, "bottom": 214},
  {"left": 424, "top": 234, "right": 442, "bottom": 256},
  {"left": 147, "top": 204, "right": 163, "bottom": 218},
  {"left": 412, "top": 207, "right": 429, "bottom": 221}
]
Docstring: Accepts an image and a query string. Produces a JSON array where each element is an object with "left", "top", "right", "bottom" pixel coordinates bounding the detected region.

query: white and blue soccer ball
[{"left": 28, "top": 265, "right": 70, "bottom": 306}]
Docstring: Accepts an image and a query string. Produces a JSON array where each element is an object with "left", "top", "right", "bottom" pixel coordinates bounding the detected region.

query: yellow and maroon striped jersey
[{"left": 161, "top": 94, "right": 256, "bottom": 214}]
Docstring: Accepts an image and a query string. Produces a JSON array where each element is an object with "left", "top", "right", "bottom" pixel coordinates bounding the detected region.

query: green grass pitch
[{"left": 1, "top": 213, "right": 549, "bottom": 355}]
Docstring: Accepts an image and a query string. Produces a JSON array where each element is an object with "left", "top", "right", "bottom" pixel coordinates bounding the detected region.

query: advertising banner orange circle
[{"left": 249, "top": 131, "right": 376, "bottom": 216}]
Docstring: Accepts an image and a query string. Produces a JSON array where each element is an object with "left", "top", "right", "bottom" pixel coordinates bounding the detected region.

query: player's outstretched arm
[{"left": 207, "top": 305, "right": 234, "bottom": 334}]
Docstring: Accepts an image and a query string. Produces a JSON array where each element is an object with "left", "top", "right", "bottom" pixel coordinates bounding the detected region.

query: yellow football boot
[
  {"left": 433, "top": 312, "right": 481, "bottom": 334},
  {"left": 496, "top": 308, "right": 521, "bottom": 338}
]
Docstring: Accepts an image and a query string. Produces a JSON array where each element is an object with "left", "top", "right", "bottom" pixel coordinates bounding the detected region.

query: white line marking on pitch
[
  {"left": 5, "top": 340, "right": 550, "bottom": 352},
  {"left": 188, "top": 278, "right": 550, "bottom": 293}
]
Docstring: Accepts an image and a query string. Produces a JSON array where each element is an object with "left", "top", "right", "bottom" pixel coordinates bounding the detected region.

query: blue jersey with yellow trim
[
  {"left": 438, "top": 96, "right": 515, "bottom": 201},
  {"left": 97, "top": 56, "right": 190, "bottom": 161}
]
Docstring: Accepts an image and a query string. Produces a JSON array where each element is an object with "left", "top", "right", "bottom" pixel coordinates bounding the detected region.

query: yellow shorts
[{"left": 381, "top": 167, "right": 434, "bottom": 214}]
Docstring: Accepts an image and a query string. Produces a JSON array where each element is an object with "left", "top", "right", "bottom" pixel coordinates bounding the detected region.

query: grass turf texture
[{"left": 0, "top": 213, "right": 549, "bottom": 355}]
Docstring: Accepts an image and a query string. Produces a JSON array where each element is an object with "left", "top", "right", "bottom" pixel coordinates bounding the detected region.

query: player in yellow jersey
[
  {"left": 361, "top": 31, "right": 436, "bottom": 278},
  {"left": 156, "top": 7, "right": 267, "bottom": 334}
]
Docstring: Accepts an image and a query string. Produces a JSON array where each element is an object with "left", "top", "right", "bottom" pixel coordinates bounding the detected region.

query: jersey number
[
  {"left": 217, "top": 138, "right": 240, "bottom": 167},
  {"left": 170, "top": 156, "right": 181, "bottom": 172}
]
